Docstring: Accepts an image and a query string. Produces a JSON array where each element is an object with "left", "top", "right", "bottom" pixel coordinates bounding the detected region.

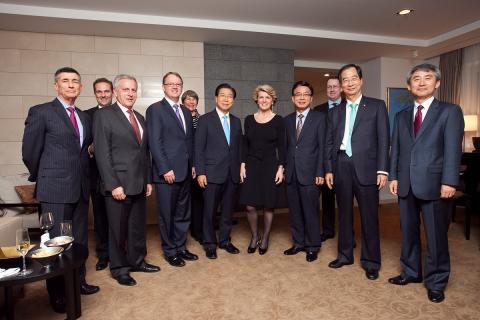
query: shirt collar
[
  {"left": 216, "top": 107, "right": 230, "bottom": 118},
  {"left": 414, "top": 96, "right": 434, "bottom": 112},
  {"left": 165, "top": 96, "right": 180, "bottom": 108},
  {"left": 328, "top": 98, "right": 342, "bottom": 107},
  {"left": 57, "top": 97, "right": 75, "bottom": 110},
  {"left": 346, "top": 95, "right": 362, "bottom": 107},
  {"left": 296, "top": 107, "right": 310, "bottom": 117},
  {"left": 117, "top": 102, "right": 133, "bottom": 114}
]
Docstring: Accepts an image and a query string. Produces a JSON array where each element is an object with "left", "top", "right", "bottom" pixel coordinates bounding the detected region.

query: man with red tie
[{"left": 388, "top": 63, "right": 464, "bottom": 303}]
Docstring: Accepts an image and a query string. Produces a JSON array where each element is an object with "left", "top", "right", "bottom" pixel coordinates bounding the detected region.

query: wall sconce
[{"left": 463, "top": 115, "right": 478, "bottom": 152}]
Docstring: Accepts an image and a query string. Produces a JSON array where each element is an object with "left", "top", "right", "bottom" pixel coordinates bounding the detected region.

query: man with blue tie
[
  {"left": 22, "top": 67, "right": 99, "bottom": 313},
  {"left": 388, "top": 64, "right": 464, "bottom": 303},
  {"left": 195, "top": 83, "right": 242, "bottom": 259},
  {"left": 325, "top": 64, "right": 389, "bottom": 280},
  {"left": 146, "top": 72, "right": 198, "bottom": 267},
  {"left": 314, "top": 76, "right": 344, "bottom": 242}
]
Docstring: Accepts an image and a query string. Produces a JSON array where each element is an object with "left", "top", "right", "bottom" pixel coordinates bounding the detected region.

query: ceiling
[{"left": 1, "top": 0, "right": 479, "bottom": 65}]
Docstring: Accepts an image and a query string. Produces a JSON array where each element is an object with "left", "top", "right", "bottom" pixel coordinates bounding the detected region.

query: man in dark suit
[
  {"left": 22, "top": 67, "right": 99, "bottom": 313},
  {"left": 325, "top": 64, "right": 389, "bottom": 280},
  {"left": 146, "top": 72, "right": 198, "bottom": 267},
  {"left": 314, "top": 76, "right": 344, "bottom": 242},
  {"left": 93, "top": 74, "right": 160, "bottom": 286},
  {"left": 284, "top": 81, "right": 326, "bottom": 262},
  {"left": 85, "top": 77, "right": 113, "bottom": 271},
  {"left": 195, "top": 83, "right": 242, "bottom": 259},
  {"left": 388, "top": 63, "right": 464, "bottom": 303}
]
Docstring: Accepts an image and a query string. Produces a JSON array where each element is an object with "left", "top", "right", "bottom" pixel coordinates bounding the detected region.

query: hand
[
  {"left": 197, "top": 175, "right": 207, "bottom": 188},
  {"left": 440, "top": 185, "right": 456, "bottom": 198},
  {"left": 88, "top": 144, "right": 94, "bottom": 157},
  {"left": 389, "top": 180, "right": 398, "bottom": 195},
  {"left": 315, "top": 176, "right": 324, "bottom": 186},
  {"left": 274, "top": 167, "right": 284, "bottom": 185},
  {"left": 146, "top": 184, "right": 152, "bottom": 197},
  {"left": 377, "top": 174, "right": 388, "bottom": 190},
  {"left": 240, "top": 163, "right": 246, "bottom": 183},
  {"left": 163, "top": 170, "right": 175, "bottom": 184},
  {"left": 112, "top": 186, "right": 126, "bottom": 201},
  {"left": 191, "top": 167, "right": 196, "bottom": 179},
  {"left": 325, "top": 173, "right": 334, "bottom": 190}
]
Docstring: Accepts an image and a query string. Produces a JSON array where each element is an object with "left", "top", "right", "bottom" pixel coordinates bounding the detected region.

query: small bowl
[
  {"left": 45, "top": 236, "right": 74, "bottom": 251},
  {"left": 30, "top": 246, "right": 63, "bottom": 268}
]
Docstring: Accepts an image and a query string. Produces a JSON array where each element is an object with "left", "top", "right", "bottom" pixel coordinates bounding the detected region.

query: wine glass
[
  {"left": 16, "top": 228, "right": 33, "bottom": 276},
  {"left": 39, "top": 212, "right": 54, "bottom": 247},
  {"left": 60, "top": 220, "right": 73, "bottom": 238}
]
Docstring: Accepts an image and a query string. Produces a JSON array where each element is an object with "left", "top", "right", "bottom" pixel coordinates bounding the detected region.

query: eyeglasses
[
  {"left": 293, "top": 93, "right": 312, "bottom": 98},
  {"left": 164, "top": 83, "right": 183, "bottom": 87}
]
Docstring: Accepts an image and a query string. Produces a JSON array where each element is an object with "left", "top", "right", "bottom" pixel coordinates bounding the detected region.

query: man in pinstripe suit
[{"left": 22, "top": 67, "right": 99, "bottom": 313}]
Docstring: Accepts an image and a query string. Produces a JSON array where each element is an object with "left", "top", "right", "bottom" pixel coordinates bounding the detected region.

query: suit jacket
[
  {"left": 389, "top": 99, "right": 464, "bottom": 200},
  {"left": 325, "top": 96, "right": 390, "bottom": 185},
  {"left": 284, "top": 109, "right": 326, "bottom": 185},
  {"left": 314, "top": 99, "right": 346, "bottom": 114},
  {"left": 93, "top": 103, "right": 151, "bottom": 196},
  {"left": 146, "top": 98, "right": 194, "bottom": 183},
  {"left": 22, "top": 98, "right": 91, "bottom": 203},
  {"left": 194, "top": 110, "right": 242, "bottom": 184},
  {"left": 85, "top": 106, "right": 102, "bottom": 191}
]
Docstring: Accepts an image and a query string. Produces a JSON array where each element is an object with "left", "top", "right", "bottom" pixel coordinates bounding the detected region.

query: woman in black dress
[{"left": 239, "top": 84, "right": 286, "bottom": 255}]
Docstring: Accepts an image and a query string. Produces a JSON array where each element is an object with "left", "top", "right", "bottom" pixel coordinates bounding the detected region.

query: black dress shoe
[
  {"left": 388, "top": 275, "right": 423, "bottom": 286},
  {"left": 132, "top": 262, "right": 161, "bottom": 272},
  {"left": 205, "top": 248, "right": 217, "bottom": 259},
  {"left": 306, "top": 251, "right": 318, "bottom": 262},
  {"left": 165, "top": 255, "right": 186, "bottom": 267},
  {"left": 219, "top": 242, "right": 240, "bottom": 254},
  {"left": 320, "top": 234, "right": 334, "bottom": 242},
  {"left": 258, "top": 245, "right": 268, "bottom": 255},
  {"left": 283, "top": 246, "right": 304, "bottom": 255},
  {"left": 427, "top": 290, "right": 445, "bottom": 303},
  {"left": 328, "top": 259, "right": 354, "bottom": 269},
  {"left": 80, "top": 283, "right": 100, "bottom": 295},
  {"left": 365, "top": 268, "right": 379, "bottom": 280},
  {"left": 95, "top": 259, "right": 108, "bottom": 271},
  {"left": 115, "top": 274, "right": 137, "bottom": 286},
  {"left": 50, "top": 297, "right": 66, "bottom": 314},
  {"left": 178, "top": 250, "right": 199, "bottom": 261}
]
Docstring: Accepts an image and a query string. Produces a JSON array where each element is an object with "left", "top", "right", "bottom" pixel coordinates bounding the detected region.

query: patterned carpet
[{"left": 13, "top": 204, "right": 480, "bottom": 320}]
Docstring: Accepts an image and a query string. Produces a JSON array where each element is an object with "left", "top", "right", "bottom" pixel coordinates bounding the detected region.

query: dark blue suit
[
  {"left": 284, "top": 109, "right": 326, "bottom": 252},
  {"left": 325, "top": 96, "right": 389, "bottom": 270},
  {"left": 146, "top": 98, "right": 194, "bottom": 257},
  {"left": 194, "top": 110, "right": 242, "bottom": 250},
  {"left": 390, "top": 98, "right": 464, "bottom": 290}
]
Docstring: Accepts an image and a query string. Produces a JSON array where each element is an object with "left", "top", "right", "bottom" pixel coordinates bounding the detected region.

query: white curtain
[{"left": 459, "top": 43, "right": 480, "bottom": 134}]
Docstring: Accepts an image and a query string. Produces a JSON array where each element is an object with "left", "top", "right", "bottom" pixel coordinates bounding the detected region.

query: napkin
[{"left": 0, "top": 267, "right": 20, "bottom": 279}]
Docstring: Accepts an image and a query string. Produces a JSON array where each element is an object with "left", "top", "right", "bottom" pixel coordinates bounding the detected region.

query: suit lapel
[
  {"left": 52, "top": 99, "right": 81, "bottom": 150},
  {"left": 414, "top": 98, "right": 441, "bottom": 142},
  {"left": 112, "top": 103, "right": 140, "bottom": 145},
  {"left": 338, "top": 102, "right": 346, "bottom": 141},
  {"left": 77, "top": 109, "right": 89, "bottom": 149},
  {"left": 161, "top": 98, "right": 185, "bottom": 133},
  {"left": 297, "top": 109, "right": 313, "bottom": 143},
  {"left": 352, "top": 97, "right": 367, "bottom": 134},
  {"left": 212, "top": 111, "right": 229, "bottom": 147},
  {"left": 404, "top": 105, "right": 414, "bottom": 141}
]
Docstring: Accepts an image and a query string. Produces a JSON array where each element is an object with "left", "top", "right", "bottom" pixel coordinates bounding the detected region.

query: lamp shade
[{"left": 464, "top": 115, "right": 478, "bottom": 132}]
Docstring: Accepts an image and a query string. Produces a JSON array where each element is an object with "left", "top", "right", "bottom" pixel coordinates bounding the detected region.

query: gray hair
[
  {"left": 407, "top": 63, "right": 441, "bottom": 84},
  {"left": 113, "top": 74, "right": 137, "bottom": 89}
]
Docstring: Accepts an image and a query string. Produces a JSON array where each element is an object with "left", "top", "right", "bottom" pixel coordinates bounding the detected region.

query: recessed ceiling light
[
  {"left": 397, "top": 8, "right": 414, "bottom": 15},
  {"left": 324, "top": 73, "right": 330, "bottom": 77}
]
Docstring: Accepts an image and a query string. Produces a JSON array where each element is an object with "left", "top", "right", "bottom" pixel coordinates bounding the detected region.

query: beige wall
[{"left": 0, "top": 30, "right": 205, "bottom": 176}]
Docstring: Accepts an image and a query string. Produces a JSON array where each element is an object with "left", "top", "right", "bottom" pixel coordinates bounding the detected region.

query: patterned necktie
[
  {"left": 67, "top": 107, "right": 80, "bottom": 141},
  {"left": 127, "top": 109, "right": 141, "bottom": 144},
  {"left": 345, "top": 103, "right": 358, "bottom": 157},
  {"left": 173, "top": 104, "right": 185, "bottom": 132},
  {"left": 414, "top": 105, "right": 423, "bottom": 137},
  {"left": 296, "top": 114, "right": 304, "bottom": 141},
  {"left": 222, "top": 115, "right": 230, "bottom": 145}
]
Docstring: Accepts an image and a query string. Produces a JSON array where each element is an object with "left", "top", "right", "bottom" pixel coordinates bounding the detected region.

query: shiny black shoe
[
  {"left": 328, "top": 259, "right": 354, "bottom": 269},
  {"left": 388, "top": 275, "right": 423, "bottom": 285},
  {"left": 50, "top": 297, "right": 66, "bottom": 314},
  {"left": 219, "top": 242, "right": 240, "bottom": 254},
  {"left": 283, "top": 246, "right": 304, "bottom": 255},
  {"left": 247, "top": 237, "right": 260, "bottom": 254},
  {"left": 365, "top": 268, "right": 379, "bottom": 280},
  {"left": 95, "top": 258, "right": 108, "bottom": 271},
  {"left": 427, "top": 290, "right": 445, "bottom": 303},
  {"left": 205, "top": 248, "right": 217, "bottom": 259},
  {"left": 132, "top": 262, "right": 161, "bottom": 272},
  {"left": 178, "top": 250, "right": 199, "bottom": 261},
  {"left": 320, "top": 234, "right": 334, "bottom": 242},
  {"left": 80, "top": 283, "right": 100, "bottom": 295},
  {"left": 306, "top": 251, "right": 318, "bottom": 262},
  {"left": 258, "top": 245, "right": 268, "bottom": 255},
  {"left": 165, "top": 255, "right": 186, "bottom": 267},
  {"left": 115, "top": 274, "right": 137, "bottom": 286}
]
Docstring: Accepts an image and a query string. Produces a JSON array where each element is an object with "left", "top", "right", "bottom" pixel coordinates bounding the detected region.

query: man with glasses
[
  {"left": 146, "top": 72, "right": 198, "bottom": 267},
  {"left": 194, "top": 83, "right": 242, "bottom": 259},
  {"left": 325, "top": 64, "right": 389, "bottom": 280},
  {"left": 283, "top": 81, "right": 326, "bottom": 262}
]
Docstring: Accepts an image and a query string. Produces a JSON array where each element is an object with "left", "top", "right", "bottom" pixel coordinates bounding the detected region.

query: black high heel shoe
[
  {"left": 258, "top": 237, "right": 269, "bottom": 255},
  {"left": 247, "top": 237, "right": 261, "bottom": 254}
]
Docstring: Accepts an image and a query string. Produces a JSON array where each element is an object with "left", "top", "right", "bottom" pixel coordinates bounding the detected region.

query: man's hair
[
  {"left": 406, "top": 63, "right": 441, "bottom": 84},
  {"left": 162, "top": 71, "right": 183, "bottom": 85},
  {"left": 326, "top": 75, "right": 340, "bottom": 83},
  {"left": 181, "top": 90, "right": 199, "bottom": 103},
  {"left": 338, "top": 64, "right": 363, "bottom": 81},
  {"left": 54, "top": 67, "right": 81, "bottom": 83},
  {"left": 291, "top": 80, "right": 314, "bottom": 96},
  {"left": 93, "top": 77, "right": 113, "bottom": 91},
  {"left": 215, "top": 83, "right": 236, "bottom": 98},
  {"left": 113, "top": 74, "right": 137, "bottom": 89}
]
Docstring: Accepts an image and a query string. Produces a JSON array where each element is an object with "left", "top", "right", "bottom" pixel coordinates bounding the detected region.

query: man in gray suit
[
  {"left": 22, "top": 67, "right": 99, "bottom": 313},
  {"left": 388, "top": 63, "right": 464, "bottom": 303},
  {"left": 93, "top": 74, "right": 160, "bottom": 286}
]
